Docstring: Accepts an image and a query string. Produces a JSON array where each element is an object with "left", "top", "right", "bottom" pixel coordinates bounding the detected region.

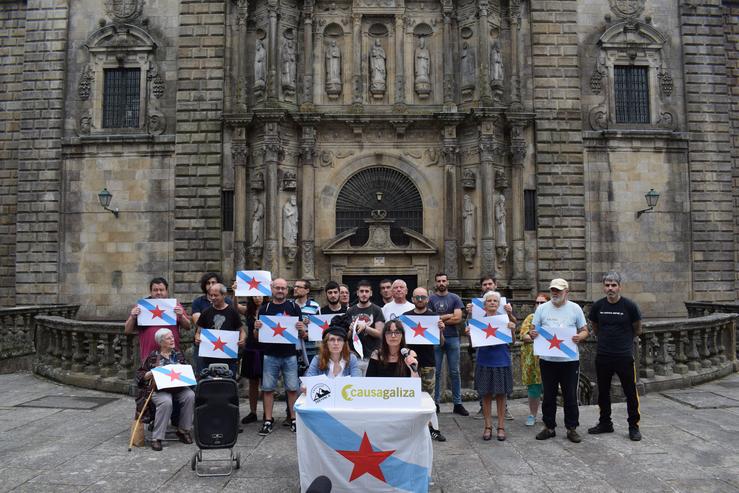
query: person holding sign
[
  {"left": 530, "top": 278, "right": 589, "bottom": 443},
  {"left": 254, "top": 278, "right": 304, "bottom": 435},
  {"left": 135, "top": 328, "right": 195, "bottom": 451},
  {"left": 304, "top": 313, "right": 361, "bottom": 378},
  {"left": 195, "top": 283, "right": 246, "bottom": 379},
  {"left": 366, "top": 320, "right": 419, "bottom": 378},
  {"left": 518, "top": 293, "right": 550, "bottom": 427},
  {"left": 465, "top": 291, "right": 515, "bottom": 441}
]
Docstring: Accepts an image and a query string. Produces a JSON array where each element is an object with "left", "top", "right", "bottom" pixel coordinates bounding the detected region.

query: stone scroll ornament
[
  {"left": 281, "top": 35, "right": 297, "bottom": 96},
  {"left": 369, "top": 39, "right": 387, "bottom": 97},
  {"left": 254, "top": 39, "right": 267, "bottom": 93},
  {"left": 414, "top": 37, "right": 431, "bottom": 97},
  {"left": 325, "top": 39, "right": 342, "bottom": 97}
]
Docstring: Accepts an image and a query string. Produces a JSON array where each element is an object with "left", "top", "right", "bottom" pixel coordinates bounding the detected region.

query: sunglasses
[{"left": 413, "top": 295, "right": 428, "bottom": 300}]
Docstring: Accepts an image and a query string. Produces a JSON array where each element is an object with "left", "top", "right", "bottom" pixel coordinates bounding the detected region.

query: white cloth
[{"left": 382, "top": 301, "right": 415, "bottom": 322}]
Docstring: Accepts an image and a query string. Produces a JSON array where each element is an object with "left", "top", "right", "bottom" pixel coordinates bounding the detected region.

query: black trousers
[
  {"left": 596, "top": 354, "right": 640, "bottom": 428},
  {"left": 540, "top": 359, "right": 580, "bottom": 430}
]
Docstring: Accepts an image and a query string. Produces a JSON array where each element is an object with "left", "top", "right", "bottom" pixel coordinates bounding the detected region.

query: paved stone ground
[{"left": 1, "top": 371, "right": 738, "bottom": 493}]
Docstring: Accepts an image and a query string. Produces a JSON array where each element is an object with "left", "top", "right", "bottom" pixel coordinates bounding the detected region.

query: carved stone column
[
  {"left": 352, "top": 13, "right": 363, "bottom": 106},
  {"left": 302, "top": 0, "right": 315, "bottom": 109},
  {"left": 263, "top": 121, "right": 283, "bottom": 272},
  {"left": 394, "top": 15, "right": 405, "bottom": 106},
  {"left": 233, "top": 0, "right": 249, "bottom": 112},
  {"left": 509, "top": 0, "right": 522, "bottom": 107},
  {"left": 267, "top": 0, "right": 279, "bottom": 100},
  {"left": 441, "top": 0, "right": 455, "bottom": 109},
  {"left": 509, "top": 119, "right": 528, "bottom": 291},
  {"left": 477, "top": 0, "right": 492, "bottom": 104},
  {"left": 299, "top": 124, "right": 317, "bottom": 280},
  {"left": 479, "top": 128, "right": 497, "bottom": 275},
  {"left": 233, "top": 140, "right": 249, "bottom": 270},
  {"left": 442, "top": 124, "right": 459, "bottom": 278}
]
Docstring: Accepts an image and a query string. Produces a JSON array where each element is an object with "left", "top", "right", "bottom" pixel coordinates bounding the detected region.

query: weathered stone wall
[
  {"left": 680, "top": 1, "right": 734, "bottom": 302},
  {"left": 0, "top": 1, "right": 25, "bottom": 307},
  {"left": 725, "top": 2, "right": 739, "bottom": 300},
  {"left": 529, "top": 0, "right": 586, "bottom": 297},
  {"left": 15, "top": 0, "right": 68, "bottom": 305}
]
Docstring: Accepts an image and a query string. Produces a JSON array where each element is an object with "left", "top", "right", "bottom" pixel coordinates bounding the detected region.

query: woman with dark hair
[
  {"left": 366, "top": 319, "right": 419, "bottom": 378},
  {"left": 241, "top": 296, "right": 266, "bottom": 424},
  {"left": 305, "top": 313, "right": 361, "bottom": 378}
]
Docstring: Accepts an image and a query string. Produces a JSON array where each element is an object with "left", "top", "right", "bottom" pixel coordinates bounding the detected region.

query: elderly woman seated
[
  {"left": 135, "top": 328, "right": 195, "bottom": 451},
  {"left": 305, "top": 313, "right": 361, "bottom": 378}
]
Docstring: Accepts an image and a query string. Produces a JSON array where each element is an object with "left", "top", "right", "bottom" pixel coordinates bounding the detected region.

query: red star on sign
[
  {"left": 247, "top": 277, "right": 261, "bottom": 290},
  {"left": 320, "top": 321, "right": 330, "bottom": 331},
  {"left": 483, "top": 323, "right": 498, "bottom": 339},
  {"left": 212, "top": 337, "right": 227, "bottom": 352},
  {"left": 168, "top": 369, "right": 182, "bottom": 382},
  {"left": 272, "top": 323, "right": 287, "bottom": 337},
  {"left": 412, "top": 322, "right": 427, "bottom": 338},
  {"left": 149, "top": 305, "right": 165, "bottom": 320},
  {"left": 548, "top": 334, "right": 564, "bottom": 350},
  {"left": 336, "top": 432, "right": 395, "bottom": 483}
]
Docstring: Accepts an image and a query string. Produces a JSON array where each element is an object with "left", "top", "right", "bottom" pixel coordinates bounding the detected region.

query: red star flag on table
[
  {"left": 533, "top": 324, "right": 579, "bottom": 360},
  {"left": 397, "top": 315, "right": 441, "bottom": 345},
  {"left": 151, "top": 364, "right": 196, "bottom": 389},
  {"left": 307, "top": 314, "right": 338, "bottom": 341},
  {"left": 137, "top": 298, "right": 177, "bottom": 326},
  {"left": 198, "top": 328, "right": 239, "bottom": 359},
  {"left": 258, "top": 315, "right": 300, "bottom": 345},
  {"left": 468, "top": 314, "right": 512, "bottom": 348},
  {"left": 471, "top": 295, "right": 507, "bottom": 318},
  {"left": 235, "top": 270, "right": 272, "bottom": 297}
]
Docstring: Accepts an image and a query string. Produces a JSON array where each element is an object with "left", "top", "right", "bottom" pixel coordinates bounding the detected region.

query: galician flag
[
  {"left": 137, "top": 298, "right": 177, "bottom": 326},
  {"left": 152, "top": 364, "right": 196, "bottom": 390},
  {"left": 533, "top": 324, "right": 579, "bottom": 360},
  {"left": 259, "top": 315, "right": 300, "bottom": 345},
  {"left": 198, "top": 328, "right": 239, "bottom": 359},
  {"left": 235, "top": 270, "right": 272, "bottom": 297},
  {"left": 297, "top": 405, "right": 432, "bottom": 493},
  {"left": 349, "top": 318, "right": 366, "bottom": 360},
  {"left": 468, "top": 314, "right": 512, "bottom": 348},
  {"left": 397, "top": 315, "right": 440, "bottom": 345},
  {"left": 471, "top": 295, "right": 507, "bottom": 318},
  {"left": 307, "top": 314, "right": 337, "bottom": 342}
]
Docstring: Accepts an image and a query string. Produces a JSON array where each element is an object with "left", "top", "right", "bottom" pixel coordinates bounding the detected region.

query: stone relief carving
[
  {"left": 251, "top": 170, "right": 265, "bottom": 190},
  {"left": 590, "top": 51, "right": 606, "bottom": 94},
  {"left": 424, "top": 148, "right": 440, "bottom": 166},
  {"left": 462, "top": 194, "right": 476, "bottom": 246},
  {"left": 460, "top": 42, "right": 476, "bottom": 96},
  {"left": 490, "top": 41, "right": 503, "bottom": 84},
  {"left": 494, "top": 168, "right": 508, "bottom": 189},
  {"left": 325, "top": 39, "right": 342, "bottom": 97},
  {"left": 318, "top": 149, "right": 354, "bottom": 167},
  {"left": 301, "top": 240, "right": 315, "bottom": 278},
  {"left": 78, "top": 65, "right": 94, "bottom": 100},
  {"left": 251, "top": 199, "right": 264, "bottom": 247},
  {"left": 254, "top": 39, "right": 267, "bottom": 94},
  {"left": 445, "top": 240, "right": 459, "bottom": 278},
  {"left": 657, "top": 111, "right": 676, "bottom": 131},
  {"left": 281, "top": 34, "right": 296, "bottom": 96},
  {"left": 414, "top": 37, "right": 431, "bottom": 97},
  {"left": 496, "top": 245, "right": 508, "bottom": 274},
  {"left": 147, "top": 64, "right": 164, "bottom": 98},
  {"left": 147, "top": 110, "right": 166, "bottom": 135},
  {"left": 369, "top": 39, "right": 387, "bottom": 98},
  {"left": 481, "top": 239, "right": 495, "bottom": 273},
  {"left": 495, "top": 193, "right": 507, "bottom": 246},
  {"left": 462, "top": 168, "right": 476, "bottom": 189},
  {"left": 105, "top": 0, "right": 143, "bottom": 22},
  {"left": 609, "top": 0, "right": 645, "bottom": 19},
  {"left": 589, "top": 104, "right": 609, "bottom": 130},
  {"left": 79, "top": 112, "right": 92, "bottom": 135},
  {"left": 282, "top": 169, "right": 297, "bottom": 191},
  {"left": 657, "top": 66, "right": 673, "bottom": 98},
  {"left": 283, "top": 195, "right": 298, "bottom": 266}
]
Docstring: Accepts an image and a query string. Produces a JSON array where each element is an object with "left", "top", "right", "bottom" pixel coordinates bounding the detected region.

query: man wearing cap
[{"left": 529, "top": 278, "right": 589, "bottom": 443}]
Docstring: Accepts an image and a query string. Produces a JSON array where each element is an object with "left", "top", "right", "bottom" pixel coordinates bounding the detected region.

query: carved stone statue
[
  {"left": 495, "top": 193, "right": 507, "bottom": 246},
  {"left": 250, "top": 199, "right": 264, "bottom": 247},
  {"left": 282, "top": 195, "right": 298, "bottom": 247},
  {"left": 414, "top": 37, "right": 431, "bottom": 97},
  {"left": 462, "top": 168, "right": 476, "bottom": 189},
  {"left": 325, "top": 39, "right": 342, "bottom": 97},
  {"left": 460, "top": 42, "right": 476, "bottom": 94},
  {"left": 491, "top": 42, "right": 504, "bottom": 83},
  {"left": 254, "top": 39, "right": 266, "bottom": 92},
  {"left": 463, "top": 194, "right": 476, "bottom": 246},
  {"left": 369, "top": 39, "right": 386, "bottom": 96},
  {"left": 281, "top": 38, "right": 296, "bottom": 94}
]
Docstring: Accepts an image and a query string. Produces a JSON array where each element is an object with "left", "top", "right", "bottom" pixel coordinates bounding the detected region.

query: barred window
[
  {"left": 614, "top": 66, "right": 650, "bottom": 124},
  {"left": 221, "top": 190, "right": 234, "bottom": 232},
  {"left": 102, "top": 68, "right": 140, "bottom": 128}
]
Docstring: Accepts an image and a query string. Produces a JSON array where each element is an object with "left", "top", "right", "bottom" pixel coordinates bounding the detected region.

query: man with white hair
[
  {"left": 530, "top": 278, "right": 589, "bottom": 443},
  {"left": 381, "top": 279, "right": 415, "bottom": 321},
  {"left": 195, "top": 283, "right": 246, "bottom": 379}
]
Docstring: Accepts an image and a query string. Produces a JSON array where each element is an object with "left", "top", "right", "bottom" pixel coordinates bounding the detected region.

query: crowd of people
[{"left": 128, "top": 271, "right": 644, "bottom": 451}]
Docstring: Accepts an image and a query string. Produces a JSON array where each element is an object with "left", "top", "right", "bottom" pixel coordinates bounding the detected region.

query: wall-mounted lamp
[
  {"left": 97, "top": 188, "right": 119, "bottom": 218},
  {"left": 636, "top": 188, "right": 660, "bottom": 218},
  {"left": 375, "top": 191, "right": 384, "bottom": 202}
]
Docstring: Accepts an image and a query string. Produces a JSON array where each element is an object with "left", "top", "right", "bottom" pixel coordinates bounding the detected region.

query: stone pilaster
[
  {"left": 441, "top": 0, "right": 455, "bottom": 109},
  {"left": 262, "top": 121, "right": 283, "bottom": 273},
  {"left": 302, "top": 0, "right": 315, "bottom": 108},
  {"left": 394, "top": 15, "right": 405, "bottom": 106},
  {"left": 477, "top": 0, "right": 492, "bottom": 105},
  {"left": 267, "top": 0, "right": 279, "bottom": 100},
  {"left": 232, "top": 141, "right": 248, "bottom": 271},
  {"left": 299, "top": 124, "right": 317, "bottom": 280},
  {"left": 351, "top": 13, "right": 362, "bottom": 106}
]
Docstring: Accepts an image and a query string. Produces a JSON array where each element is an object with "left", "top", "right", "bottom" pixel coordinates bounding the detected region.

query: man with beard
[
  {"left": 195, "top": 283, "right": 246, "bottom": 379},
  {"left": 379, "top": 278, "right": 393, "bottom": 306},
  {"left": 321, "top": 281, "right": 346, "bottom": 314},
  {"left": 345, "top": 280, "right": 385, "bottom": 375}
]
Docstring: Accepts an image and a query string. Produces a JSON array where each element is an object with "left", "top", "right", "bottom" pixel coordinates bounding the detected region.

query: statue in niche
[
  {"left": 254, "top": 39, "right": 266, "bottom": 92},
  {"left": 325, "top": 39, "right": 342, "bottom": 97},
  {"left": 282, "top": 195, "right": 298, "bottom": 247},
  {"left": 250, "top": 199, "right": 264, "bottom": 248},
  {"left": 281, "top": 37, "right": 296, "bottom": 94},
  {"left": 414, "top": 37, "right": 431, "bottom": 97},
  {"left": 460, "top": 42, "right": 476, "bottom": 94},
  {"left": 490, "top": 42, "right": 504, "bottom": 84},
  {"left": 462, "top": 194, "right": 476, "bottom": 246},
  {"left": 369, "top": 39, "right": 386, "bottom": 96},
  {"left": 495, "top": 193, "right": 507, "bottom": 246}
]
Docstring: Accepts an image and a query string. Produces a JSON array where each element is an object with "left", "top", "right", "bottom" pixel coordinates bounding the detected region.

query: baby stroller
[{"left": 190, "top": 363, "right": 241, "bottom": 476}]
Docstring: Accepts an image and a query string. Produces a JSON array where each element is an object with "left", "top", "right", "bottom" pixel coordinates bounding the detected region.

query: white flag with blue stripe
[
  {"left": 151, "top": 364, "right": 196, "bottom": 389},
  {"left": 533, "top": 324, "right": 579, "bottom": 360},
  {"left": 258, "top": 315, "right": 300, "bottom": 345},
  {"left": 397, "top": 315, "right": 441, "bottom": 345},
  {"left": 468, "top": 314, "right": 512, "bottom": 348},
  {"left": 235, "top": 270, "right": 273, "bottom": 297},
  {"left": 137, "top": 298, "right": 177, "bottom": 326},
  {"left": 471, "top": 295, "right": 507, "bottom": 318},
  {"left": 198, "top": 328, "right": 239, "bottom": 359}
]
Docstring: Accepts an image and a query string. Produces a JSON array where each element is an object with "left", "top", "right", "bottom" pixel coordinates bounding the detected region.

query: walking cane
[{"left": 128, "top": 388, "right": 154, "bottom": 451}]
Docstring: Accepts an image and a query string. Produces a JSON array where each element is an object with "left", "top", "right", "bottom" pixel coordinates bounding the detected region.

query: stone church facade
[{"left": 0, "top": 0, "right": 737, "bottom": 319}]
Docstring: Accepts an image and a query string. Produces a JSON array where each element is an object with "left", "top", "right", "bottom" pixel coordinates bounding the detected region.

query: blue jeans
[
  {"left": 434, "top": 336, "right": 462, "bottom": 405},
  {"left": 261, "top": 354, "right": 299, "bottom": 392}
]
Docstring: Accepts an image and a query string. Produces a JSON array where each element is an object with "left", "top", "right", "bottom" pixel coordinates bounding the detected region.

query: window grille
[
  {"left": 336, "top": 167, "right": 423, "bottom": 246},
  {"left": 524, "top": 190, "right": 537, "bottom": 231},
  {"left": 102, "top": 68, "right": 140, "bottom": 128},
  {"left": 614, "top": 66, "right": 650, "bottom": 124},
  {"left": 222, "top": 190, "right": 234, "bottom": 232}
]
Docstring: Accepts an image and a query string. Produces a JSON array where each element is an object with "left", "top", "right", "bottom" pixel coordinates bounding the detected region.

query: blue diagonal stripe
[
  {"left": 152, "top": 366, "right": 196, "bottom": 386},
  {"left": 138, "top": 299, "right": 177, "bottom": 325},
  {"left": 536, "top": 326, "right": 578, "bottom": 359},
  {"left": 472, "top": 298, "right": 484, "bottom": 310},
  {"left": 398, "top": 315, "right": 440, "bottom": 345},
  {"left": 307, "top": 314, "right": 329, "bottom": 329},
  {"left": 261, "top": 316, "right": 299, "bottom": 344},
  {"left": 201, "top": 329, "right": 238, "bottom": 358},
  {"left": 237, "top": 271, "right": 272, "bottom": 296},
  {"left": 299, "top": 407, "right": 430, "bottom": 493},
  {"left": 468, "top": 318, "right": 513, "bottom": 343}
]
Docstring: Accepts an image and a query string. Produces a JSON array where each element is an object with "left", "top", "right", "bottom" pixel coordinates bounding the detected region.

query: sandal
[
  {"left": 497, "top": 427, "right": 506, "bottom": 441},
  {"left": 483, "top": 426, "right": 493, "bottom": 441}
]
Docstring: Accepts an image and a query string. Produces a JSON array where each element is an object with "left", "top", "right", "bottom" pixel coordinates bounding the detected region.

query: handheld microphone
[{"left": 400, "top": 348, "right": 418, "bottom": 373}]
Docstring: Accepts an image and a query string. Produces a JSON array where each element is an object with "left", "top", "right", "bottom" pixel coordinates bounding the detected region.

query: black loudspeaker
[{"left": 193, "top": 378, "right": 239, "bottom": 449}]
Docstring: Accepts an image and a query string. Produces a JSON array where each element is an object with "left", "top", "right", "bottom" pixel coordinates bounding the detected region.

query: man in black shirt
[
  {"left": 321, "top": 280, "right": 346, "bottom": 314},
  {"left": 345, "top": 280, "right": 384, "bottom": 374},
  {"left": 195, "top": 283, "right": 245, "bottom": 379},
  {"left": 587, "top": 271, "right": 643, "bottom": 441}
]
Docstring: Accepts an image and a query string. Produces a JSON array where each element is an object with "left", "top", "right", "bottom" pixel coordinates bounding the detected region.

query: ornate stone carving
[
  {"left": 443, "top": 240, "right": 458, "bottom": 278},
  {"left": 105, "top": 0, "right": 143, "bottom": 22},
  {"left": 232, "top": 144, "right": 248, "bottom": 166},
  {"left": 263, "top": 239, "right": 278, "bottom": 272},
  {"left": 657, "top": 111, "right": 676, "bottom": 131},
  {"left": 301, "top": 240, "right": 315, "bottom": 279},
  {"left": 496, "top": 245, "right": 508, "bottom": 273},
  {"left": 609, "top": 0, "right": 645, "bottom": 19},
  {"left": 589, "top": 104, "right": 609, "bottom": 130},
  {"left": 282, "top": 169, "right": 297, "bottom": 191},
  {"left": 247, "top": 246, "right": 262, "bottom": 269},
  {"left": 481, "top": 239, "right": 495, "bottom": 273},
  {"left": 282, "top": 195, "right": 298, "bottom": 247},
  {"left": 462, "top": 194, "right": 476, "bottom": 246},
  {"left": 495, "top": 193, "right": 507, "bottom": 246},
  {"left": 235, "top": 0, "right": 248, "bottom": 26},
  {"left": 494, "top": 168, "right": 508, "bottom": 189},
  {"left": 251, "top": 199, "right": 264, "bottom": 247},
  {"left": 147, "top": 64, "right": 164, "bottom": 98},
  {"left": 318, "top": 149, "right": 354, "bottom": 167},
  {"left": 424, "top": 148, "right": 440, "bottom": 166},
  {"left": 460, "top": 41, "right": 476, "bottom": 96},
  {"left": 658, "top": 66, "right": 673, "bottom": 98},
  {"left": 147, "top": 110, "right": 166, "bottom": 135},
  {"left": 462, "top": 168, "right": 476, "bottom": 189},
  {"left": 511, "top": 139, "right": 526, "bottom": 165},
  {"left": 78, "top": 65, "right": 94, "bottom": 100},
  {"left": 369, "top": 39, "right": 387, "bottom": 98},
  {"left": 254, "top": 39, "right": 267, "bottom": 94},
  {"left": 251, "top": 171, "right": 265, "bottom": 191},
  {"left": 281, "top": 33, "right": 296, "bottom": 96},
  {"left": 591, "top": 52, "right": 606, "bottom": 94},
  {"left": 462, "top": 245, "right": 476, "bottom": 268},
  {"left": 414, "top": 37, "right": 431, "bottom": 97},
  {"left": 325, "top": 39, "right": 342, "bottom": 97},
  {"left": 490, "top": 41, "right": 504, "bottom": 84},
  {"left": 79, "top": 112, "right": 92, "bottom": 135}
]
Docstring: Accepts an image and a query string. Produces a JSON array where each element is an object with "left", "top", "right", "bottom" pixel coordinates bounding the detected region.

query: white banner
[
  {"left": 151, "top": 364, "right": 196, "bottom": 389},
  {"left": 397, "top": 315, "right": 441, "bottom": 346},
  {"left": 235, "top": 270, "right": 272, "bottom": 297},
  {"left": 468, "top": 315, "right": 512, "bottom": 348},
  {"left": 533, "top": 324, "right": 579, "bottom": 361},
  {"left": 258, "top": 315, "right": 300, "bottom": 345},
  {"left": 198, "top": 328, "right": 239, "bottom": 359},
  {"left": 137, "top": 298, "right": 177, "bottom": 326},
  {"left": 471, "top": 295, "right": 507, "bottom": 318}
]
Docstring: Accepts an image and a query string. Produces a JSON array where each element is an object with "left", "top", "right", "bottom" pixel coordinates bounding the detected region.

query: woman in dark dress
[
  {"left": 366, "top": 319, "right": 419, "bottom": 378},
  {"left": 240, "top": 296, "right": 265, "bottom": 424}
]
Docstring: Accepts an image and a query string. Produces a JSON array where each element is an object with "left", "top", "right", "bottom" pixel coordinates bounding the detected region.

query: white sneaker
[{"left": 526, "top": 415, "right": 535, "bottom": 426}]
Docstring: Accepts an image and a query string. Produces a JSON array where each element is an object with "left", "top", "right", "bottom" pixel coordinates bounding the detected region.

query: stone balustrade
[
  {"left": 0, "top": 305, "right": 80, "bottom": 372},
  {"left": 685, "top": 301, "right": 739, "bottom": 357}
]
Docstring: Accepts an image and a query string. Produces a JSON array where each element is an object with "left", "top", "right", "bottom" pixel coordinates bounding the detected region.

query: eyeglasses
[
  {"left": 294, "top": 285, "right": 307, "bottom": 290},
  {"left": 385, "top": 331, "right": 402, "bottom": 337},
  {"left": 413, "top": 295, "right": 428, "bottom": 300}
]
